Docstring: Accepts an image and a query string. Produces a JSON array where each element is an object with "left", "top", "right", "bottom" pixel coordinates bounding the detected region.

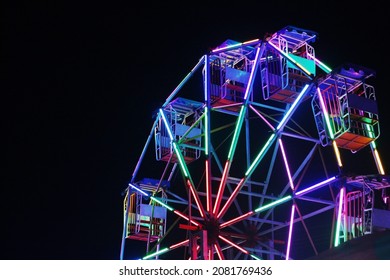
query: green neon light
[
  {"left": 250, "top": 254, "right": 262, "bottom": 260},
  {"left": 150, "top": 197, "right": 174, "bottom": 211},
  {"left": 334, "top": 188, "right": 345, "bottom": 247},
  {"left": 254, "top": 195, "right": 292, "bottom": 213},
  {"left": 245, "top": 133, "right": 276, "bottom": 176},
  {"left": 227, "top": 106, "right": 246, "bottom": 159},
  {"left": 173, "top": 142, "right": 189, "bottom": 177},
  {"left": 142, "top": 248, "right": 169, "bottom": 260}
]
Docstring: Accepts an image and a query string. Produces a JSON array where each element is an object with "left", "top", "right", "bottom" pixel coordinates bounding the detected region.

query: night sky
[{"left": 3, "top": 2, "right": 389, "bottom": 260}]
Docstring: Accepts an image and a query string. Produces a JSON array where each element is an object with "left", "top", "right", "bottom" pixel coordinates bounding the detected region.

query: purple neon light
[
  {"left": 295, "top": 176, "right": 337, "bottom": 196},
  {"left": 286, "top": 204, "right": 295, "bottom": 260}
]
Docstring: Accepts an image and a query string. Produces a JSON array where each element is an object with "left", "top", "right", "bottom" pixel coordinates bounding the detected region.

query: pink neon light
[
  {"left": 205, "top": 160, "right": 212, "bottom": 212},
  {"left": 218, "top": 235, "right": 249, "bottom": 254},
  {"left": 220, "top": 211, "right": 254, "bottom": 228},
  {"left": 214, "top": 243, "right": 225, "bottom": 260},
  {"left": 173, "top": 210, "right": 200, "bottom": 227},
  {"left": 279, "top": 139, "right": 294, "bottom": 190},
  {"left": 213, "top": 161, "right": 230, "bottom": 214},
  {"left": 186, "top": 179, "right": 205, "bottom": 218},
  {"left": 249, "top": 105, "right": 275, "bottom": 130},
  {"left": 286, "top": 204, "right": 295, "bottom": 260},
  {"left": 217, "top": 177, "right": 245, "bottom": 219},
  {"left": 169, "top": 239, "right": 190, "bottom": 250}
]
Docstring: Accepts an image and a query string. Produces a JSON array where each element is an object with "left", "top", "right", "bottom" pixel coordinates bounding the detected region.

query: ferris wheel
[{"left": 120, "top": 26, "right": 389, "bottom": 260}]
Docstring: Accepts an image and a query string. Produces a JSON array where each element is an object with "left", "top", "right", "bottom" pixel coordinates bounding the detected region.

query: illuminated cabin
[
  {"left": 155, "top": 97, "right": 203, "bottom": 163},
  {"left": 260, "top": 26, "right": 317, "bottom": 103},
  {"left": 312, "top": 64, "right": 380, "bottom": 152},
  {"left": 209, "top": 39, "right": 256, "bottom": 111},
  {"left": 336, "top": 175, "right": 390, "bottom": 246},
  {"left": 124, "top": 178, "right": 169, "bottom": 242}
]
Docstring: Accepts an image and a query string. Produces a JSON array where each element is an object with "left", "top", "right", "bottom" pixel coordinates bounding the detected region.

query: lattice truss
[{"left": 120, "top": 26, "right": 389, "bottom": 260}]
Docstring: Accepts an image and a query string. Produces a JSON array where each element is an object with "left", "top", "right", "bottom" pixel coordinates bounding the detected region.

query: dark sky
[{"left": 2, "top": 2, "right": 389, "bottom": 260}]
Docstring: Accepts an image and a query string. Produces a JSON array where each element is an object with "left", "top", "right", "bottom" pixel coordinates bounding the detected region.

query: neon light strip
[
  {"left": 276, "top": 84, "right": 310, "bottom": 130},
  {"left": 205, "top": 159, "right": 212, "bottom": 212},
  {"left": 173, "top": 210, "right": 200, "bottom": 227},
  {"left": 217, "top": 177, "right": 245, "bottom": 219},
  {"left": 316, "top": 88, "right": 334, "bottom": 139},
  {"left": 279, "top": 139, "right": 294, "bottom": 190},
  {"left": 332, "top": 141, "right": 343, "bottom": 167},
  {"left": 268, "top": 41, "right": 312, "bottom": 76},
  {"left": 218, "top": 235, "right": 249, "bottom": 254},
  {"left": 312, "top": 56, "right": 332, "bottom": 73},
  {"left": 129, "top": 183, "right": 149, "bottom": 196},
  {"left": 334, "top": 187, "right": 345, "bottom": 247},
  {"left": 159, "top": 109, "right": 174, "bottom": 140},
  {"left": 228, "top": 106, "right": 246, "bottom": 159},
  {"left": 169, "top": 239, "right": 190, "bottom": 250},
  {"left": 245, "top": 133, "right": 276, "bottom": 176},
  {"left": 220, "top": 211, "right": 254, "bottom": 228},
  {"left": 172, "top": 142, "right": 189, "bottom": 177},
  {"left": 250, "top": 254, "right": 261, "bottom": 260},
  {"left": 249, "top": 104, "right": 275, "bottom": 130},
  {"left": 214, "top": 243, "right": 224, "bottom": 260},
  {"left": 295, "top": 176, "right": 337, "bottom": 197},
  {"left": 150, "top": 197, "right": 174, "bottom": 211},
  {"left": 286, "top": 204, "right": 295, "bottom": 260},
  {"left": 142, "top": 248, "right": 169, "bottom": 260},
  {"left": 254, "top": 195, "right": 292, "bottom": 213},
  {"left": 205, "top": 107, "right": 209, "bottom": 155},
  {"left": 373, "top": 148, "right": 385, "bottom": 175},
  {"left": 204, "top": 55, "right": 209, "bottom": 102},
  {"left": 213, "top": 161, "right": 230, "bottom": 215},
  {"left": 211, "top": 39, "right": 259, "bottom": 53},
  {"left": 243, "top": 47, "right": 261, "bottom": 100},
  {"left": 186, "top": 179, "right": 206, "bottom": 218}
]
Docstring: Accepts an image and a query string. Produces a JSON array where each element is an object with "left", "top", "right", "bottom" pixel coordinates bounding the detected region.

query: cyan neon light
[
  {"left": 254, "top": 195, "right": 292, "bottom": 213},
  {"left": 268, "top": 41, "right": 312, "bottom": 76},
  {"left": 334, "top": 187, "right": 345, "bottom": 247},
  {"left": 316, "top": 88, "right": 334, "bottom": 139},
  {"left": 295, "top": 176, "right": 337, "bottom": 197},
  {"left": 227, "top": 106, "right": 245, "bottom": 159},
  {"left": 245, "top": 133, "right": 276, "bottom": 176},
  {"left": 250, "top": 254, "right": 262, "bottom": 260},
  {"left": 142, "top": 248, "right": 169, "bottom": 260},
  {"left": 279, "top": 139, "right": 294, "bottom": 190},
  {"left": 313, "top": 57, "right": 332, "bottom": 74},
  {"left": 172, "top": 142, "right": 189, "bottom": 177},
  {"left": 159, "top": 109, "right": 174, "bottom": 140},
  {"left": 286, "top": 204, "right": 295, "bottom": 260},
  {"left": 129, "top": 183, "right": 149, "bottom": 196},
  {"left": 276, "top": 84, "right": 310, "bottom": 130},
  {"left": 150, "top": 197, "right": 174, "bottom": 211}
]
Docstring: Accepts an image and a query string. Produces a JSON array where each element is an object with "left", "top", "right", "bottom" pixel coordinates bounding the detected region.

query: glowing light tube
[
  {"left": 295, "top": 176, "right": 337, "bottom": 197},
  {"left": 276, "top": 84, "right": 310, "bottom": 130},
  {"left": 129, "top": 183, "right": 149, "bottom": 196},
  {"left": 205, "top": 159, "right": 212, "bottom": 212},
  {"left": 173, "top": 210, "right": 200, "bottom": 227},
  {"left": 169, "top": 239, "right": 190, "bottom": 250},
  {"left": 150, "top": 197, "right": 174, "bottom": 211},
  {"left": 334, "top": 187, "right": 345, "bottom": 247},
  {"left": 312, "top": 56, "right": 332, "bottom": 74},
  {"left": 212, "top": 39, "right": 259, "bottom": 53},
  {"left": 159, "top": 109, "right": 174, "bottom": 140},
  {"left": 213, "top": 161, "right": 231, "bottom": 215},
  {"left": 142, "top": 248, "right": 169, "bottom": 260},
  {"left": 250, "top": 254, "right": 262, "bottom": 260},
  {"left": 246, "top": 133, "right": 276, "bottom": 176},
  {"left": 373, "top": 147, "right": 385, "bottom": 175},
  {"left": 316, "top": 88, "right": 334, "bottom": 140},
  {"left": 254, "top": 195, "right": 292, "bottom": 213},
  {"left": 220, "top": 211, "right": 254, "bottom": 228},
  {"left": 218, "top": 235, "right": 249, "bottom": 254},
  {"left": 267, "top": 41, "right": 312, "bottom": 76},
  {"left": 279, "top": 139, "right": 294, "bottom": 190},
  {"left": 286, "top": 204, "right": 295, "bottom": 260},
  {"left": 214, "top": 243, "right": 225, "bottom": 260},
  {"left": 186, "top": 179, "right": 206, "bottom": 218},
  {"left": 332, "top": 141, "right": 343, "bottom": 167}
]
